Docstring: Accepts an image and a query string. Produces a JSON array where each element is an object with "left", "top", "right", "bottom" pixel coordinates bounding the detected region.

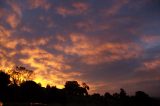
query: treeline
[{"left": 0, "top": 71, "right": 160, "bottom": 106}]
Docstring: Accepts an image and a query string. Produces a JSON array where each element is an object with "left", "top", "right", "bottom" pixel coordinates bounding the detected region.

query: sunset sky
[{"left": 0, "top": 0, "right": 160, "bottom": 97}]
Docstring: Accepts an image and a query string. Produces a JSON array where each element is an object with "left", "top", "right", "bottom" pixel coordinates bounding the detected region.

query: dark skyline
[{"left": 0, "top": 0, "right": 160, "bottom": 97}]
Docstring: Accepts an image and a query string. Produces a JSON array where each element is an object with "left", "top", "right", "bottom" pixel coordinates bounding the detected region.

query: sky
[{"left": 0, "top": 0, "right": 160, "bottom": 97}]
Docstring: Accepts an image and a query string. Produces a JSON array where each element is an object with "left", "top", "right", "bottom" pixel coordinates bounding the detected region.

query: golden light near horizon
[{"left": 33, "top": 75, "right": 64, "bottom": 88}]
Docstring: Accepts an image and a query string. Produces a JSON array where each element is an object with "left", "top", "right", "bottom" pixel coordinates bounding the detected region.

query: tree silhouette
[
  {"left": 104, "top": 92, "right": 112, "bottom": 99},
  {"left": 134, "top": 91, "right": 152, "bottom": 106},
  {"left": 135, "top": 91, "right": 150, "bottom": 99},
  {"left": 64, "top": 81, "right": 80, "bottom": 96},
  {"left": 0, "top": 71, "right": 11, "bottom": 87},
  {"left": 64, "top": 81, "right": 89, "bottom": 96},
  {"left": 0, "top": 68, "right": 159, "bottom": 106},
  {"left": 81, "top": 82, "right": 89, "bottom": 96},
  {"left": 20, "top": 80, "right": 42, "bottom": 102},
  {"left": 82, "top": 82, "right": 89, "bottom": 90},
  {"left": 8, "top": 66, "right": 33, "bottom": 85},
  {"left": 0, "top": 71, "right": 11, "bottom": 102},
  {"left": 77, "top": 87, "right": 88, "bottom": 96},
  {"left": 120, "top": 88, "right": 127, "bottom": 97}
]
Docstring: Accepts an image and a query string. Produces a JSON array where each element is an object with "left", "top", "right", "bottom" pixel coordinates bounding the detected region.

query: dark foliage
[{"left": 0, "top": 71, "right": 160, "bottom": 106}]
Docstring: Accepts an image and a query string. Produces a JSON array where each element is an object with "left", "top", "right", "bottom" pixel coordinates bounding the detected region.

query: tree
[
  {"left": 113, "top": 93, "right": 120, "bottom": 99},
  {"left": 0, "top": 71, "right": 10, "bottom": 88},
  {"left": 77, "top": 87, "right": 88, "bottom": 96},
  {"left": 135, "top": 91, "right": 151, "bottom": 106},
  {"left": 0, "top": 71, "right": 11, "bottom": 102},
  {"left": 64, "top": 81, "right": 89, "bottom": 96},
  {"left": 65, "top": 81, "right": 80, "bottom": 96},
  {"left": 91, "top": 93, "right": 102, "bottom": 103},
  {"left": 20, "top": 80, "right": 42, "bottom": 102},
  {"left": 81, "top": 82, "right": 89, "bottom": 96},
  {"left": 104, "top": 92, "right": 112, "bottom": 99},
  {"left": 120, "top": 88, "right": 127, "bottom": 98},
  {"left": 8, "top": 66, "right": 33, "bottom": 85},
  {"left": 82, "top": 82, "right": 89, "bottom": 90},
  {"left": 135, "top": 91, "right": 150, "bottom": 99}
]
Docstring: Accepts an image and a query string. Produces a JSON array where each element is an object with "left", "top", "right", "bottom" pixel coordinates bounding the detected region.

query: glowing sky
[{"left": 0, "top": 0, "right": 160, "bottom": 96}]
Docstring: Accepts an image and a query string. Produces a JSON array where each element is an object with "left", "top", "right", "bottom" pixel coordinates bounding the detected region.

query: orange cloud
[
  {"left": 56, "top": 2, "right": 89, "bottom": 17},
  {"left": 19, "top": 47, "right": 64, "bottom": 70},
  {"left": 0, "top": 35, "right": 50, "bottom": 50},
  {"left": 56, "top": 35, "right": 67, "bottom": 42},
  {"left": 19, "top": 47, "right": 82, "bottom": 87},
  {"left": 0, "top": 38, "right": 18, "bottom": 49},
  {"left": 5, "top": 1, "right": 22, "bottom": 29},
  {"left": 6, "top": 13, "right": 20, "bottom": 29},
  {"left": 28, "top": 0, "right": 51, "bottom": 10},
  {"left": 21, "top": 26, "right": 33, "bottom": 33},
  {"left": 0, "top": 25, "right": 69, "bottom": 87},
  {"left": 0, "top": 25, "right": 12, "bottom": 37},
  {"left": 54, "top": 33, "right": 142, "bottom": 65},
  {"left": 144, "top": 60, "right": 160, "bottom": 70},
  {"left": 0, "top": 26, "right": 19, "bottom": 49},
  {"left": 72, "top": 2, "right": 89, "bottom": 12},
  {"left": 75, "top": 21, "right": 110, "bottom": 32},
  {"left": 15, "top": 37, "right": 51, "bottom": 47},
  {"left": 0, "top": 25, "right": 60, "bottom": 86},
  {"left": 0, "top": 48, "right": 16, "bottom": 72},
  {"left": 137, "top": 59, "right": 160, "bottom": 71},
  {"left": 102, "top": 0, "right": 129, "bottom": 17},
  {"left": 56, "top": 7, "right": 74, "bottom": 17},
  {"left": 141, "top": 35, "right": 160, "bottom": 44},
  {"left": 7, "top": 1, "right": 22, "bottom": 16}
]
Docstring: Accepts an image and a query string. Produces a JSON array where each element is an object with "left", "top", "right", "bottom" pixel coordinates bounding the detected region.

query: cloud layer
[{"left": 0, "top": 0, "right": 160, "bottom": 96}]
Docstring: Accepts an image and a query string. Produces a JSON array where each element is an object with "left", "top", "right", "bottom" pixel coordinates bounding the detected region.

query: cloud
[
  {"left": 56, "top": 7, "right": 74, "bottom": 17},
  {"left": 0, "top": 25, "right": 51, "bottom": 49},
  {"left": 28, "top": 0, "right": 51, "bottom": 10},
  {"left": 0, "top": 38, "right": 18, "bottom": 49},
  {"left": 54, "top": 33, "right": 142, "bottom": 65},
  {"left": 6, "top": 1, "right": 22, "bottom": 16},
  {"left": 19, "top": 47, "right": 64, "bottom": 70},
  {"left": 102, "top": 0, "right": 129, "bottom": 16},
  {"left": 22, "top": 37, "right": 51, "bottom": 46},
  {"left": 56, "top": 2, "right": 89, "bottom": 17},
  {"left": 136, "top": 59, "right": 160, "bottom": 71},
  {"left": 72, "top": 2, "right": 89, "bottom": 12},
  {"left": 6, "top": 13, "right": 20, "bottom": 29},
  {"left": 0, "top": 26, "right": 81, "bottom": 88},
  {"left": 75, "top": 20, "right": 111, "bottom": 32},
  {"left": 0, "top": 24, "right": 77, "bottom": 88},
  {"left": 144, "top": 60, "right": 160, "bottom": 70},
  {"left": 5, "top": 1, "right": 22, "bottom": 29},
  {"left": 141, "top": 35, "right": 160, "bottom": 48},
  {"left": 19, "top": 47, "right": 82, "bottom": 87},
  {"left": 0, "top": 34, "right": 17, "bottom": 71},
  {"left": 21, "top": 26, "right": 33, "bottom": 33},
  {"left": 0, "top": 25, "right": 19, "bottom": 49},
  {"left": 0, "top": 25, "right": 12, "bottom": 37},
  {"left": 0, "top": 49, "right": 16, "bottom": 71}
]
